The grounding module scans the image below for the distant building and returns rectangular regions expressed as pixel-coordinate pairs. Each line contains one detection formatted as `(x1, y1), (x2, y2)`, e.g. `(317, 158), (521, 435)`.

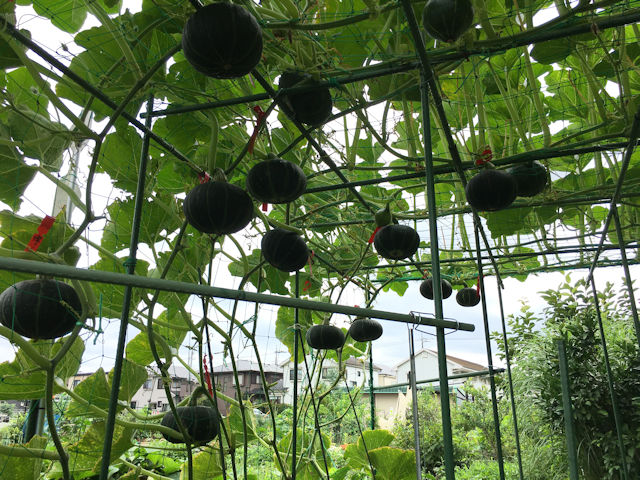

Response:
(66, 372), (92, 390)
(280, 356), (382, 405)
(395, 349), (489, 401)
(129, 364), (198, 413)
(212, 360), (284, 415)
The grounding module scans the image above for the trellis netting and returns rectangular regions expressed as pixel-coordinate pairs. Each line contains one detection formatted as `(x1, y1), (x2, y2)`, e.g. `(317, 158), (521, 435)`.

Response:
(0, 0), (639, 479)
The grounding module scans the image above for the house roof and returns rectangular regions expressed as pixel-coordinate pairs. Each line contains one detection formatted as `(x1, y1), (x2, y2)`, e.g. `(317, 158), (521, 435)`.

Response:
(213, 359), (282, 374)
(394, 349), (485, 372)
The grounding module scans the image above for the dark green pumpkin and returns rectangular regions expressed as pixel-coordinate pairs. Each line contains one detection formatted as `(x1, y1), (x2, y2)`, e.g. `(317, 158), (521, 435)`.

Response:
(306, 324), (345, 350)
(507, 161), (548, 197)
(0, 279), (81, 340)
(183, 181), (254, 235)
(246, 157), (307, 204)
(278, 71), (333, 127)
(465, 169), (517, 211)
(373, 224), (420, 260)
(419, 277), (453, 300)
(261, 228), (309, 272)
(348, 318), (383, 342)
(422, 0), (474, 43)
(456, 287), (481, 307)
(182, 3), (263, 78)
(161, 406), (220, 444)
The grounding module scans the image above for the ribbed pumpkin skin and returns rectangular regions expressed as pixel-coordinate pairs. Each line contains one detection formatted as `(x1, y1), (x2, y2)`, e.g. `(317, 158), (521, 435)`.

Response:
(0, 279), (81, 339)
(456, 287), (481, 307)
(373, 225), (420, 260)
(306, 324), (345, 350)
(422, 0), (474, 43)
(507, 161), (547, 197)
(183, 181), (254, 235)
(161, 406), (220, 444)
(419, 278), (453, 300)
(349, 318), (383, 342)
(279, 71), (333, 126)
(465, 169), (517, 211)
(182, 3), (263, 79)
(246, 158), (307, 204)
(261, 228), (309, 272)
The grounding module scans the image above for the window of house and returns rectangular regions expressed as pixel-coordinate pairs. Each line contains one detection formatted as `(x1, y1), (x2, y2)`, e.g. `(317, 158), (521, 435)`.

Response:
(143, 380), (152, 390)
(149, 402), (156, 409)
(233, 374), (243, 385)
(350, 381), (357, 387)
(72, 379), (81, 387)
(357, 371), (361, 377)
(130, 401), (137, 409)
(255, 374), (261, 384)
(162, 403), (168, 412)
(157, 379), (163, 389)
(289, 369), (295, 380)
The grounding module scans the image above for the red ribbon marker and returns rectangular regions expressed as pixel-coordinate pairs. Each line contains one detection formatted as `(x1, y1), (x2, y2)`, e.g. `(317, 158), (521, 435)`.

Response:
(25, 215), (55, 252)
(368, 226), (381, 244)
(203, 357), (214, 395)
(248, 105), (267, 154)
(476, 275), (481, 295)
(262, 202), (269, 212)
(475, 146), (492, 166)
(198, 171), (210, 184)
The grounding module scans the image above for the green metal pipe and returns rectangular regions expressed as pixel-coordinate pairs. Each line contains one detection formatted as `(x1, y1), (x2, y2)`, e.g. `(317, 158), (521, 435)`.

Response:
(473, 221), (506, 480)
(408, 328), (423, 480)
(372, 368), (504, 391)
(436, 326), (456, 479)
(587, 104), (640, 282)
(0, 257), (476, 331)
(589, 275), (630, 480)
(369, 346), (376, 430)
(99, 96), (154, 480)
(496, 284), (524, 480)
(557, 339), (579, 480)
(292, 272), (299, 480)
(611, 206), (640, 348)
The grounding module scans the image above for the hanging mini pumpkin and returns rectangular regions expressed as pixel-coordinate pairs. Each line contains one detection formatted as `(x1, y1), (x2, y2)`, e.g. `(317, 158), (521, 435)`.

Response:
(183, 181), (254, 235)
(456, 287), (481, 307)
(348, 317), (383, 342)
(419, 277), (453, 300)
(373, 224), (420, 261)
(0, 279), (82, 340)
(246, 156), (307, 204)
(182, 3), (263, 78)
(422, 0), (474, 43)
(261, 228), (309, 272)
(507, 161), (548, 197)
(465, 169), (517, 211)
(278, 71), (333, 127)
(161, 406), (220, 444)
(306, 324), (345, 350)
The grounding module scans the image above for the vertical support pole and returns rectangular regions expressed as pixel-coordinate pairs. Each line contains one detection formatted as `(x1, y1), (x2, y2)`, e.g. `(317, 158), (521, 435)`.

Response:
(408, 327), (423, 480)
(292, 271), (300, 480)
(99, 96), (154, 480)
(473, 221), (506, 480)
(589, 276), (630, 480)
(611, 205), (640, 347)
(436, 326), (455, 479)
(557, 339), (579, 480)
(495, 284), (524, 480)
(369, 346), (376, 430)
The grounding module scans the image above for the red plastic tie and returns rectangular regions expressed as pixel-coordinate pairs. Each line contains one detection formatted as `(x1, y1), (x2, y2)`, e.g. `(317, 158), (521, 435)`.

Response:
(476, 275), (481, 294)
(368, 226), (381, 244)
(203, 357), (214, 395)
(25, 215), (55, 252)
(248, 105), (266, 154)
(198, 171), (210, 184)
(262, 202), (268, 212)
(475, 146), (492, 166)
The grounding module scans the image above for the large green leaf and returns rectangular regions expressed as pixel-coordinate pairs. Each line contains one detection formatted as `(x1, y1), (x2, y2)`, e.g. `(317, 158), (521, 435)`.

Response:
(125, 309), (191, 366)
(344, 429), (395, 470)
(183, 448), (223, 480)
(368, 446), (416, 480)
(0, 435), (48, 479)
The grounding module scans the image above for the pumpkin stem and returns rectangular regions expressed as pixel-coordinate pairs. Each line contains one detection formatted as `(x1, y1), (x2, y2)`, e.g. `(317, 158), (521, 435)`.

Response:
(188, 385), (210, 406)
(374, 203), (392, 227)
(210, 168), (227, 182)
